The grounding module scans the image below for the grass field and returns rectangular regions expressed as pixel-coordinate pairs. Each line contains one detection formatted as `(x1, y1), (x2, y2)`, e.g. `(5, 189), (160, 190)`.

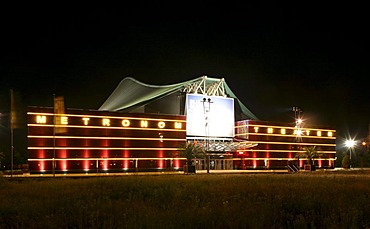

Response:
(1, 170), (370, 228)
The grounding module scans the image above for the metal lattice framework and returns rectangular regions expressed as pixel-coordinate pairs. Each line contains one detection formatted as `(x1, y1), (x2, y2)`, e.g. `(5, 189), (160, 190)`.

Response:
(182, 76), (226, 96)
(189, 139), (258, 152)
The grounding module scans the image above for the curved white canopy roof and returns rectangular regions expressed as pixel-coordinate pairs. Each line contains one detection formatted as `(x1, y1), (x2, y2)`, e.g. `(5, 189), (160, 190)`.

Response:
(99, 76), (258, 120)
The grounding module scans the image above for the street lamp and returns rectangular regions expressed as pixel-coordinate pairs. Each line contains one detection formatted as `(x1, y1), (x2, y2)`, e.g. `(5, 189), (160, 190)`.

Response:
(345, 138), (356, 169)
(202, 97), (212, 173)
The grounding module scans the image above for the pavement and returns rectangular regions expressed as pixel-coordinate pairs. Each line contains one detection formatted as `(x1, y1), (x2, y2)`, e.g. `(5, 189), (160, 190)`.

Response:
(2, 169), (291, 178)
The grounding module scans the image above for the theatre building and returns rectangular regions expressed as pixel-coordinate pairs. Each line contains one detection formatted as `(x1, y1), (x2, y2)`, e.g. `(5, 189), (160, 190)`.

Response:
(27, 76), (336, 174)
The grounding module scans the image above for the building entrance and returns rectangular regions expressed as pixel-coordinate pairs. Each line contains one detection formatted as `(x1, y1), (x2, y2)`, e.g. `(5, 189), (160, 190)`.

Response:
(194, 158), (233, 170)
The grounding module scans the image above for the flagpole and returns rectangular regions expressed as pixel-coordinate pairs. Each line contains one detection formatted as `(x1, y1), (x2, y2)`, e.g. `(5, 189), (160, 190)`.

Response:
(10, 89), (14, 178)
(53, 94), (56, 177)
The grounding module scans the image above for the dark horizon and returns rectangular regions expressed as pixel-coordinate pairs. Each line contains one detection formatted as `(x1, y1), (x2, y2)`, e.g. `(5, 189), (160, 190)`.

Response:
(1, 4), (369, 145)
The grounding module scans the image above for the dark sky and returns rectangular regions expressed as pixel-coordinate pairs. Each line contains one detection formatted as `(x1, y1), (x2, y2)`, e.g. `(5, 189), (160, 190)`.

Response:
(1, 4), (369, 141)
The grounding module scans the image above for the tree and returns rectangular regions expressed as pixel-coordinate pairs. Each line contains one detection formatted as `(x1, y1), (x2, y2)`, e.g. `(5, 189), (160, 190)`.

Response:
(295, 146), (325, 167)
(0, 152), (4, 171)
(177, 141), (205, 166)
(341, 153), (350, 169)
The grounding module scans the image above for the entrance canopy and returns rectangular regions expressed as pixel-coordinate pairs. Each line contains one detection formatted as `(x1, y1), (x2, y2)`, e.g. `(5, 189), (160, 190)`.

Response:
(189, 139), (258, 152)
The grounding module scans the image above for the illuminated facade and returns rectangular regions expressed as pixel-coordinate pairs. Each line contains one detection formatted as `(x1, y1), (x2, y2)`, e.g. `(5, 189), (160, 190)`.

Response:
(27, 76), (337, 173)
(234, 120), (336, 169)
(28, 107), (186, 174)
(28, 107), (336, 173)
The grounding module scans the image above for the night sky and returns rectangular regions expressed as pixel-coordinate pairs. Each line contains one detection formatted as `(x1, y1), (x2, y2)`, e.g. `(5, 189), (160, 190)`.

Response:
(1, 4), (369, 144)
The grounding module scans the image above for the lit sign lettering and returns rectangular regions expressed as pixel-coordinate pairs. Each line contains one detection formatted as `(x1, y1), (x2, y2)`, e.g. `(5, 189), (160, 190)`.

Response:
(61, 116), (68, 125)
(32, 114), (185, 130)
(141, 120), (148, 128)
(158, 121), (165, 129)
(36, 115), (47, 124)
(102, 118), (110, 126)
(122, 119), (130, 127)
(174, 122), (182, 129)
(82, 117), (90, 125)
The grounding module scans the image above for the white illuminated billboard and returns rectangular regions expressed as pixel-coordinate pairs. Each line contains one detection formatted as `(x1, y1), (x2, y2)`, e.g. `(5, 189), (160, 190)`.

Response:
(186, 94), (234, 138)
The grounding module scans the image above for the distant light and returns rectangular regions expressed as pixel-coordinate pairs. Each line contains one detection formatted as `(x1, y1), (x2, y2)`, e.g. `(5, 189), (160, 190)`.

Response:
(362, 141), (367, 146)
(345, 139), (356, 148)
(297, 118), (303, 124)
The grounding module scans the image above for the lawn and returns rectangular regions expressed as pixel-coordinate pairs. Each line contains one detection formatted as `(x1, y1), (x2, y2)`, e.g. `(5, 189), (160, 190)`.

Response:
(1, 170), (370, 228)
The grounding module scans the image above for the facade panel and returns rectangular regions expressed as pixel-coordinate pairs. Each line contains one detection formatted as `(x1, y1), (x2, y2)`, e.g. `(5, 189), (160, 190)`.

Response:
(28, 107), (186, 174)
(234, 120), (336, 170)
(28, 107), (336, 174)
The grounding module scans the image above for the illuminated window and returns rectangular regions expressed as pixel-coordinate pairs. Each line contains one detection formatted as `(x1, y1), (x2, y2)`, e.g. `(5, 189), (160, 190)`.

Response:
(317, 131), (322, 137)
(281, 128), (286, 135)
(267, 128), (273, 134)
(254, 127), (259, 133)
(306, 130), (310, 135)
(328, 131), (333, 137)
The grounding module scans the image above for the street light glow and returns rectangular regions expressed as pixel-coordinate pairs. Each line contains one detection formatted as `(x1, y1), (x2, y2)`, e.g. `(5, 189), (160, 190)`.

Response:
(345, 139), (356, 148)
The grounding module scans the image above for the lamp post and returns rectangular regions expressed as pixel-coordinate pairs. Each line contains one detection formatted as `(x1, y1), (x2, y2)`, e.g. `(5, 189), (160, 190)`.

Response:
(202, 97), (212, 173)
(345, 139), (356, 169)
(292, 107), (303, 168)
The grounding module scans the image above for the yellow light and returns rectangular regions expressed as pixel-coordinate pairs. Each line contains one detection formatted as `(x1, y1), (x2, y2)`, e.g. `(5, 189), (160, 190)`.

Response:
(306, 130), (310, 135)
(102, 118), (110, 126)
(36, 115), (47, 124)
(317, 131), (321, 137)
(281, 128), (286, 135)
(254, 127), (259, 133)
(174, 122), (182, 129)
(158, 121), (165, 129)
(141, 120), (148, 128)
(267, 128), (273, 134)
(61, 116), (68, 125)
(82, 117), (90, 125)
(122, 119), (130, 127)
(328, 131), (333, 137)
